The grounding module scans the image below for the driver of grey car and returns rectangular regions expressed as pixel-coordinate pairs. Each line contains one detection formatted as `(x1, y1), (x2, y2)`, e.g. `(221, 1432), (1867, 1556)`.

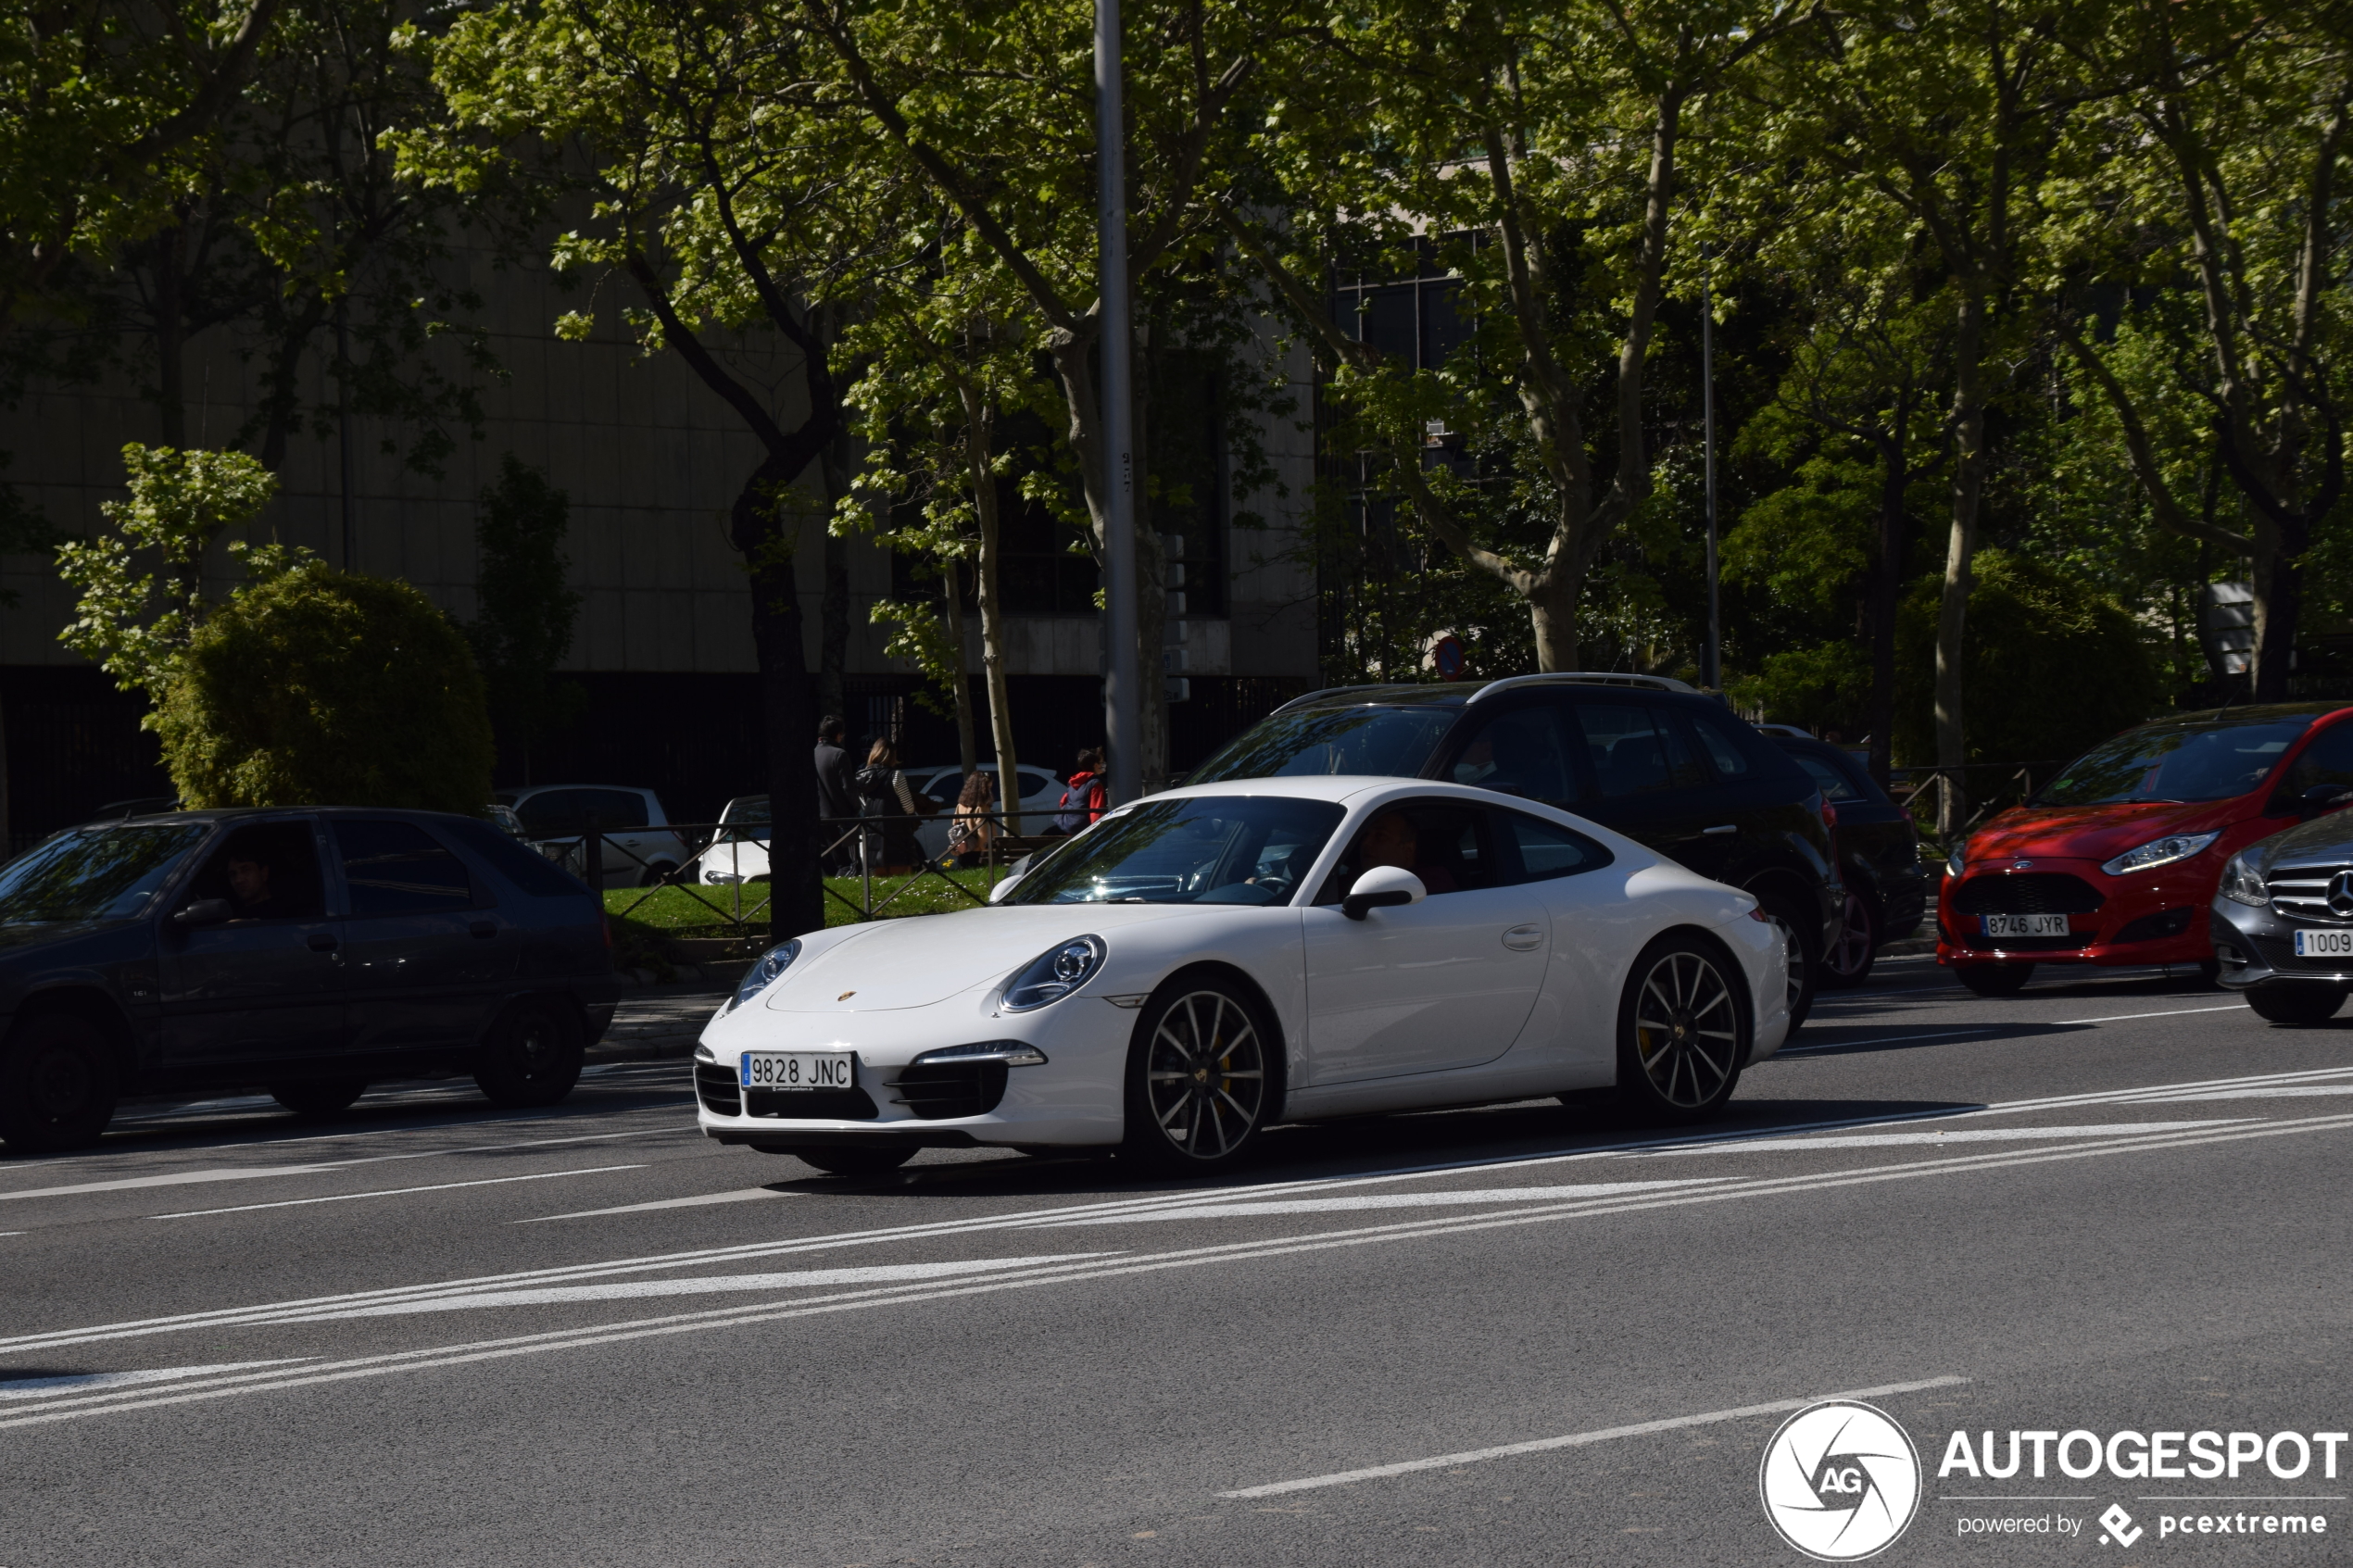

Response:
(226, 852), (280, 921)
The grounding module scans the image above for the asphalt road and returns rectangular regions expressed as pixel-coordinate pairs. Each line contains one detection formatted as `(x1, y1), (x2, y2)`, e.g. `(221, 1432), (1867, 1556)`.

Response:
(3, 959), (2349, 1567)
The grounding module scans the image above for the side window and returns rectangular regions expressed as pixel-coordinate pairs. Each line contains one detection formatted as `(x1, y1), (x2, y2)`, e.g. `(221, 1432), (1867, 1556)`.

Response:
(1791, 754), (1861, 802)
(514, 789), (584, 837)
(334, 820), (476, 916)
(186, 821), (327, 922)
(1449, 705), (1580, 805)
(1493, 809), (1614, 883)
(1689, 709), (1771, 782)
(1018, 771), (1054, 798)
(581, 789), (650, 830)
(440, 818), (588, 898)
(1315, 800), (1496, 902)
(1578, 704), (1709, 797)
(2285, 723), (2353, 796)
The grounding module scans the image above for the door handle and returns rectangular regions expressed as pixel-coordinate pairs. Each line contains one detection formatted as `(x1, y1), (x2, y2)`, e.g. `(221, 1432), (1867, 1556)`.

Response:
(1502, 923), (1546, 951)
(469, 920), (497, 939)
(1701, 823), (1737, 836)
(308, 933), (339, 953)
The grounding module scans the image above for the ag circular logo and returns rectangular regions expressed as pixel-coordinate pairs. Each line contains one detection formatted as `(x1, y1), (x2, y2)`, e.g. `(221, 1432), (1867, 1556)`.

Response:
(1758, 1399), (1922, 1561)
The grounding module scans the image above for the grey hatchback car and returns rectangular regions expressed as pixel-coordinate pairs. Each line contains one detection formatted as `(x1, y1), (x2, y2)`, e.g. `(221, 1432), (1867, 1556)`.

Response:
(0, 808), (619, 1152)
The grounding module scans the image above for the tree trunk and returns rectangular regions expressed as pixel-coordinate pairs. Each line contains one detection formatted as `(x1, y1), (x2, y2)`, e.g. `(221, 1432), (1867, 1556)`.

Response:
(819, 436), (852, 723)
(1865, 441), (1910, 792)
(962, 383), (1022, 832)
(1528, 568), (1579, 672)
(734, 459), (821, 941)
(1934, 289), (1988, 838)
(2250, 519), (2301, 702)
(942, 558), (976, 777)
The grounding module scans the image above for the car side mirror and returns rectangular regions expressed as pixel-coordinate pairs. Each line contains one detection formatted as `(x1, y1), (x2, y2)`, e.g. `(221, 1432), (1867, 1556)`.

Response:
(2284, 783), (2353, 819)
(172, 897), (233, 927)
(1341, 866), (1427, 922)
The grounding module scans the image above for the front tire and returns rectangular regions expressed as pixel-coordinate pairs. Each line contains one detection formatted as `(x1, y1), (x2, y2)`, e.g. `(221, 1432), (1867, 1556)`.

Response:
(1121, 976), (1274, 1173)
(1818, 890), (1878, 990)
(473, 999), (583, 1108)
(0, 1013), (118, 1153)
(1755, 891), (1821, 1030)
(1616, 935), (1748, 1124)
(2245, 985), (2347, 1025)
(269, 1080), (368, 1118)
(1956, 963), (2034, 997)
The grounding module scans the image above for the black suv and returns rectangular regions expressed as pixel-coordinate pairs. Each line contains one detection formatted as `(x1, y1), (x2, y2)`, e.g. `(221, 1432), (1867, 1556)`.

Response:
(0, 807), (619, 1152)
(1190, 675), (1842, 1026)
(1767, 734), (1929, 988)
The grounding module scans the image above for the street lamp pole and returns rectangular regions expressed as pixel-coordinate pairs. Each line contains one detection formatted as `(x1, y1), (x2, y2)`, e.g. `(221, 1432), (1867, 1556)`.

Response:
(1702, 260), (1721, 694)
(1096, 0), (1140, 803)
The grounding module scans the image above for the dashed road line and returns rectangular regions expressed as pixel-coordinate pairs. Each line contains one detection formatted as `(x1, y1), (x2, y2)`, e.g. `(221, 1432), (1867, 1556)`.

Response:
(149, 1165), (649, 1220)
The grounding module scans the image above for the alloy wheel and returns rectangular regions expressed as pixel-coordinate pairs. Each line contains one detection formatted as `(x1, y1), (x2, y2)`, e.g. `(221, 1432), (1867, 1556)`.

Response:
(1143, 989), (1267, 1160)
(1631, 950), (1742, 1110)
(1825, 892), (1873, 980)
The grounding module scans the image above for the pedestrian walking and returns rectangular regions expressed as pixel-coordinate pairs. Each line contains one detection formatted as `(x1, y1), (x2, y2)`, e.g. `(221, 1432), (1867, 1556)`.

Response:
(946, 771), (999, 868)
(814, 716), (857, 873)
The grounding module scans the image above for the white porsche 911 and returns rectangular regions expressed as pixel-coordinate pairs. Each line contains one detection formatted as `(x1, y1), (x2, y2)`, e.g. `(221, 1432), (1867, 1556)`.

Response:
(691, 777), (1791, 1175)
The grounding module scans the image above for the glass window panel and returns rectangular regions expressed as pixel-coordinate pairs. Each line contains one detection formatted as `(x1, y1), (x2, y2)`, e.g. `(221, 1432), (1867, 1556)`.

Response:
(334, 820), (475, 917)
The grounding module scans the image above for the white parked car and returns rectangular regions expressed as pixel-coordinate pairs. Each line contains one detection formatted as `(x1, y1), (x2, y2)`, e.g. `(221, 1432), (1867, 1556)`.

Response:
(689, 794), (774, 885)
(691, 776), (1792, 1175)
(495, 784), (694, 888)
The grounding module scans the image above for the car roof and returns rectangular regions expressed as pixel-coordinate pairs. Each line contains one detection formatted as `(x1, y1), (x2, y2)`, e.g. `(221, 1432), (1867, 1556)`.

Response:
(2125, 701), (2353, 731)
(498, 783), (656, 797)
(1137, 774), (1552, 810)
(1271, 672), (1710, 719)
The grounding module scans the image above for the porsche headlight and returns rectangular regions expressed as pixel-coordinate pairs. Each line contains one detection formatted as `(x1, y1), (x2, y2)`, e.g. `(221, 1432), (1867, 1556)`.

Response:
(1003, 935), (1104, 1011)
(2099, 830), (2221, 877)
(2220, 852), (2270, 908)
(729, 939), (802, 1011)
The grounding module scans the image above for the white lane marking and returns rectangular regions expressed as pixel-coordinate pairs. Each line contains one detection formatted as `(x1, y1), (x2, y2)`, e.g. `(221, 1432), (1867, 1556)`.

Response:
(149, 1166), (648, 1219)
(7, 1115), (2350, 1426)
(518, 1187), (799, 1223)
(0, 1165), (343, 1201)
(1218, 1374), (1972, 1498)
(1642, 1121), (2244, 1155)
(1774, 1028), (1996, 1056)
(273, 1255), (1120, 1320)
(1054, 1182), (1727, 1223)
(16, 1063), (2352, 1356)
(39, 1100), (687, 1171)
(2137, 1085), (2353, 1102)
(2060, 1004), (2246, 1024)
(0, 1360), (311, 1399)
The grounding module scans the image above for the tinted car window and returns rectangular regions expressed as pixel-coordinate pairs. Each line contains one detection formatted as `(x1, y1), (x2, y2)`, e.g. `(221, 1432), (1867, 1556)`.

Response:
(2038, 717), (2314, 806)
(1450, 706), (1579, 805)
(0, 823), (207, 924)
(1493, 809), (1613, 883)
(581, 789), (650, 830)
(2284, 722), (2353, 797)
(1316, 800), (1495, 901)
(185, 821), (326, 920)
(1189, 705), (1458, 783)
(1791, 754), (1861, 802)
(514, 788), (585, 836)
(334, 820), (476, 916)
(442, 816), (588, 897)
(1690, 709), (1773, 781)
(1579, 704), (1708, 797)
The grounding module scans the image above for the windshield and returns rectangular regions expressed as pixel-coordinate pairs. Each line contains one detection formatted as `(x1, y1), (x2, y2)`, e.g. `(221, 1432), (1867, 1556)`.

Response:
(1188, 705), (1457, 784)
(0, 823), (208, 924)
(1004, 796), (1345, 907)
(2035, 717), (2314, 806)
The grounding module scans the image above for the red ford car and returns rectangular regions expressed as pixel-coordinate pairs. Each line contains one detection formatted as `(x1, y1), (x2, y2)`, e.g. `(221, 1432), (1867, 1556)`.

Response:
(1938, 701), (2353, 995)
